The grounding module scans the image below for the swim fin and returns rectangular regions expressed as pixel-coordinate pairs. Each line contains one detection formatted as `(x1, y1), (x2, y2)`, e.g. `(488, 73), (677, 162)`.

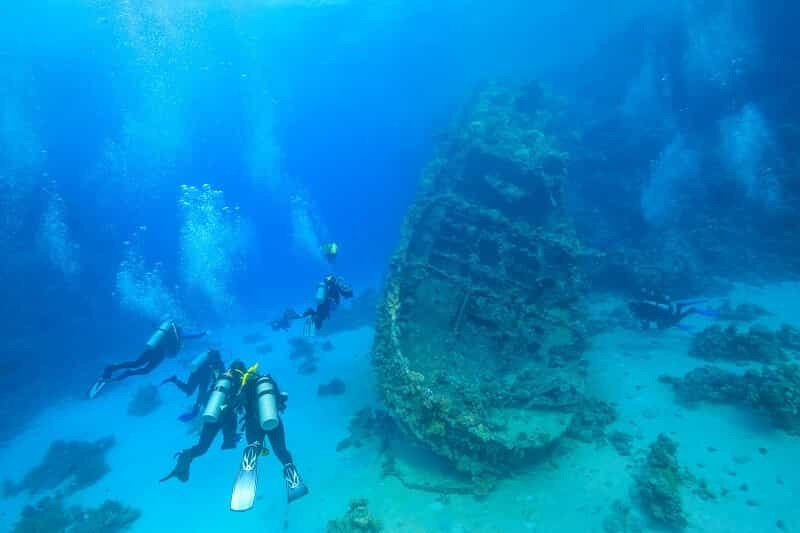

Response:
(230, 443), (260, 512)
(87, 378), (107, 399)
(284, 463), (308, 503)
(160, 451), (192, 483)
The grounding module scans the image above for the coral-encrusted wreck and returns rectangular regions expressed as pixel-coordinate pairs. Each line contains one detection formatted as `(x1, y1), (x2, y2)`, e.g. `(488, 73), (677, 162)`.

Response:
(373, 82), (588, 481)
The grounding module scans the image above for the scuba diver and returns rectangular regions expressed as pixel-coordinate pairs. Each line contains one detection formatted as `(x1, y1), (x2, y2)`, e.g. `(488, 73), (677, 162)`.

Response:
(321, 241), (339, 265)
(160, 359), (308, 510)
(628, 289), (715, 330)
(88, 319), (206, 399)
(161, 348), (225, 422)
(270, 308), (302, 332)
(301, 275), (353, 334)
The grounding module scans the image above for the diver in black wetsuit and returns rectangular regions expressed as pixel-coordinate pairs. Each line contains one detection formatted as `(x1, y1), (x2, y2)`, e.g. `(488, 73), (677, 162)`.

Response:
(161, 349), (225, 422)
(89, 320), (206, 398)
(628, 289), (702, 330)
(301, 275), (353, 333)
(160, 360), (308, 504)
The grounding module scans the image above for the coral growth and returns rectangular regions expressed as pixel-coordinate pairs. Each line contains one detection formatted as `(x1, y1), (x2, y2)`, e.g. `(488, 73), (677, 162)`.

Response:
(608, 431), (635, 457)
(566, 399), (617, 443)
(747, 364), (800, 435)
(690, 324), (790, 363)
(372, 81), (588, 479)
(3, 436), (115, 497)
(662, 364), (800, 435)
(336, 408), (395, 452)
(635, 434), (687, 530)
(289, 337), (314, 359)
(12, 495), (140, 533)
(127, 384), (162, 416)
(290, 337), (318, 375)
(659, 366), (746, 404)
(255, 343), (273, 354)
(298, 359), (318, 375)
(318, 378), (347, 397)
(326, 499), (382, 533)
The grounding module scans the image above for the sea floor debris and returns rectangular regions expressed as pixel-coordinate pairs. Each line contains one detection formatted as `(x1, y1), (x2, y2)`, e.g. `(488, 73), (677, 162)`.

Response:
(326, 499), (382, 533)
(11, 495), (140, 533)
(3, 436), (115, 497)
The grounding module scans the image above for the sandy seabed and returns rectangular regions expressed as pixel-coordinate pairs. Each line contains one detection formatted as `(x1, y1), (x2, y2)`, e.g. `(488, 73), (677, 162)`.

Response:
(1, 282), (799, 532)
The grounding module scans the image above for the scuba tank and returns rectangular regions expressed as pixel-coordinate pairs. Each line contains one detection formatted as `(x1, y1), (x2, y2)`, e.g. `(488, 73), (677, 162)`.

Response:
(145, 320), (173, 349)
(315, 282), (327, 304)
(255, 376), (279, 431)
(190, 350), (211, 372)
(202, 371), (235, 423)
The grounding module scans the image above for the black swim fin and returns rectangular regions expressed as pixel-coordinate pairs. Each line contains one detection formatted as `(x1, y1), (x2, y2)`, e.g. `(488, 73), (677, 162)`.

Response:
(160, 452), (192, 483)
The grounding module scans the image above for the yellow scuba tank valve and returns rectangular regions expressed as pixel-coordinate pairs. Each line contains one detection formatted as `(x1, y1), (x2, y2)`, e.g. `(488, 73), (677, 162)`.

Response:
(233, 363), (259, 389)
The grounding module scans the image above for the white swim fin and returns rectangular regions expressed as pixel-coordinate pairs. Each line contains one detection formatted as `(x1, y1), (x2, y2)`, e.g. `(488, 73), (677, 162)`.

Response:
(230, 443), (260, 512)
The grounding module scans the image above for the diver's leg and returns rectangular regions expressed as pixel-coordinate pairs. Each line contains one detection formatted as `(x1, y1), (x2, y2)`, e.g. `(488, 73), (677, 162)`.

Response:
(160, 422), (221, 482)
(110, 352), (165, 382)
(266, 419), (307, 502)
(221, 410), (240, 449)
(244, 407), (266, 447)
(264, 418), (294, 465)
(103, 350), (153, 378)
(186, 421), (221, 459)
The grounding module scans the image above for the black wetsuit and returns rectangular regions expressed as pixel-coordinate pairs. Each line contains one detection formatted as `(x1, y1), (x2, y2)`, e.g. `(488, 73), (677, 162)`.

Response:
(629, 299), (697, 330)
(103, 322), (205, 383)
(163, 351), (224, 415)
(302, 276), (353, 330)
(161, 372), (294, 482)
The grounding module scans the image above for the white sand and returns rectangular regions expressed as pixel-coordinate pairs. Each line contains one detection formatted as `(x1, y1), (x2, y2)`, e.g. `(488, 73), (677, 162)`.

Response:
(1, 283), (798, 532)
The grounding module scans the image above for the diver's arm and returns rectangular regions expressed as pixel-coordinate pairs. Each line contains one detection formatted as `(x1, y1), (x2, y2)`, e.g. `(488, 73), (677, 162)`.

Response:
(336, 278), (354, 298)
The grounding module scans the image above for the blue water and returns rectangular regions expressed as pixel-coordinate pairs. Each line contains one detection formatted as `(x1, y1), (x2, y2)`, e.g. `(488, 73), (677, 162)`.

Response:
(1, 1), (799, 531)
